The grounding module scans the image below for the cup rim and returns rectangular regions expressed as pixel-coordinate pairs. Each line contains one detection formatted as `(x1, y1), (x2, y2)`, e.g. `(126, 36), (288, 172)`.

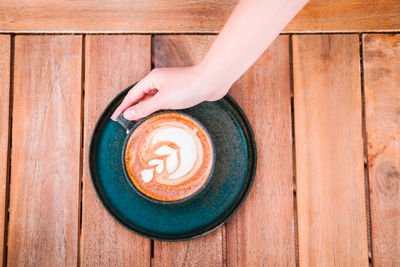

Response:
(120, 110), (216, 205)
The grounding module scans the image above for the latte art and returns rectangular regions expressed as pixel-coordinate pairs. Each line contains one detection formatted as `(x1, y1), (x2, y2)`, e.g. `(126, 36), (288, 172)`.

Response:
(139, 126), (203, 185)
(125, 112), (214, 202)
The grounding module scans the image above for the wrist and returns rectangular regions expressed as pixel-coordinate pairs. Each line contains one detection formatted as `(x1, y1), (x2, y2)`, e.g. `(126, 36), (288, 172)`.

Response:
(195, 58), (234, 94)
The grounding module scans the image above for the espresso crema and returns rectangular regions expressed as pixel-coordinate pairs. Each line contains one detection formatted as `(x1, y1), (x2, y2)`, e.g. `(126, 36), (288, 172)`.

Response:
(125, 112), (214, 202)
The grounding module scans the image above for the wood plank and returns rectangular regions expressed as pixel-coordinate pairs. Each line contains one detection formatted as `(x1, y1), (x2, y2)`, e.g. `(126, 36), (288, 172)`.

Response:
(226, 36), (295, 265)
(81, 35), (151, 266)
(8, 35), (82, 266)
(227, 35), (296, 266)
(0, 0), (399, 33)
(293, 34), (369, 266)
(287, 0), (400, 33)
(0, 35), (10, 266)
(363, 34), (400, 266)
(152, 35), (223, 267)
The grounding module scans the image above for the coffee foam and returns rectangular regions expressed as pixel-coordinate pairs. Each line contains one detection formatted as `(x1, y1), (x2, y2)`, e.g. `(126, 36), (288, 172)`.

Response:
(125, 112), (214, 202)
(136, 123), (203, 185)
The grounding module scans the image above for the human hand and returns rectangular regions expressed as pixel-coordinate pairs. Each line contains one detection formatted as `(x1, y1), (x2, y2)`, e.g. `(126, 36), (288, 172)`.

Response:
(111, 64), (231, 121)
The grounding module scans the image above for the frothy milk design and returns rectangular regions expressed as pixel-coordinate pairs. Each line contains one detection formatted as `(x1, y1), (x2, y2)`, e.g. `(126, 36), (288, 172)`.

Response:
(139, 126), (203, 184)
(125, 112), (214, 202)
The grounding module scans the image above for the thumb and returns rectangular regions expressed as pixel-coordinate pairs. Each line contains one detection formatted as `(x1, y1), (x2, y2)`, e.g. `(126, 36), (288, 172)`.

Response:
(123, 95), (164, 121)
(110, 75), (155, 121)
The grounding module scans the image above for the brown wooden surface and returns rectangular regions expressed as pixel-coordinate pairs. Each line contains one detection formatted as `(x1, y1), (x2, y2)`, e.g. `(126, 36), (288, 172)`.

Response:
(80, 35), (151, 267)
(293, 34), (369, 266)
(153, 35), (224, 267)
(1, 30), (399, 265)
(226, 35), (295, 266)
(363, 34), (400, 267)
(0, 35), (10, 266)
(8, 35), (82, 266)
(0, 0), (399, 33)
(287, 0), (400, 33)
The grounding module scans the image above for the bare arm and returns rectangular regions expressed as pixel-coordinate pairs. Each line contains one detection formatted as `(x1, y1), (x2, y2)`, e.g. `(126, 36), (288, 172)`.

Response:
(111, 0), (309, 121)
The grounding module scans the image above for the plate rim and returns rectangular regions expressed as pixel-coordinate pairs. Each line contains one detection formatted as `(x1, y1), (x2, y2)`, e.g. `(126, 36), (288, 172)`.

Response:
(88, 84), (257, 241)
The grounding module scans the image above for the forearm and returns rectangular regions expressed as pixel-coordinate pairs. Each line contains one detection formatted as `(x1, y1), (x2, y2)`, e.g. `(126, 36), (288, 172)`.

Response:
(198, 0), (309, 88)
(111, 0), (309, 121)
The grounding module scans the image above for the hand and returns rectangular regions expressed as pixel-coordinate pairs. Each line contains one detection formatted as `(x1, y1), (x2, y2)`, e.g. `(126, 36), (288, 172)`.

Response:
(111, 64), (231, 121)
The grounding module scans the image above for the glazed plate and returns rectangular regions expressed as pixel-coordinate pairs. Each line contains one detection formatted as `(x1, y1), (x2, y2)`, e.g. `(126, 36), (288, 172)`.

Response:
(89, 84), (257, 241)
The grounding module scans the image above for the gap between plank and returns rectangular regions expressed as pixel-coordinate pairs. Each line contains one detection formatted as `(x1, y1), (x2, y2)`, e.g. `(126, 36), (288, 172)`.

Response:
(359, 33), (373, 266)
(150, 240), (154, 259)
(150, 240), (153, 267)
(1, 31), (400, 35)
(151, 34), (155, 70)
(288, 31), (400, 35)
(77, 34), (86, 267)
(289, 35), (299, 267)
(3, 34), (15, 267)
(0, 32), (219, 36)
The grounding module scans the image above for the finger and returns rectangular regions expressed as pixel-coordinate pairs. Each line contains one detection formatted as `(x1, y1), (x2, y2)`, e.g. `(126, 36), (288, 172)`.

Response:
(110, 77), (154, 120)
(120, 92), (154, 124)
(123, 94), (165, 121)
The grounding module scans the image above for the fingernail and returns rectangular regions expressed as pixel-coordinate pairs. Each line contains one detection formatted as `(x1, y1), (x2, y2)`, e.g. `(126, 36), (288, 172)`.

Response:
(123, 109), (135, 120)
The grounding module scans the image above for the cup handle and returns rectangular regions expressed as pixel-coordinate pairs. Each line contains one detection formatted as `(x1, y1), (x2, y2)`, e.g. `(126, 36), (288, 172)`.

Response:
(117, 113), (135, 132)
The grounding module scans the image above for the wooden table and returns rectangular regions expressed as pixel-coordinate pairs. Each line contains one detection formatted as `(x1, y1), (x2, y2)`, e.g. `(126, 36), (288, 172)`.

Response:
(0, 1), (400, 266)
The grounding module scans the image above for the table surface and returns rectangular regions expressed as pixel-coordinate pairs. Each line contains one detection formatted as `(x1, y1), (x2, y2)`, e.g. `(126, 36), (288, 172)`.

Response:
(0, 24), (399, 267)
(1, 0), (400, 33)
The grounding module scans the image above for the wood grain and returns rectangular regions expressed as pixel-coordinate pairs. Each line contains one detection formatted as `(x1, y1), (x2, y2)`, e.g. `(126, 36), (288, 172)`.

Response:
(293, 34), (369, 266)
(0, 35), (10, 266)
(81, 35), (151, 267)
(0, 0), (399, 33)
(363, 34), (400, 266)
(8, 35), (82, 266)
(287, 0), (400, 33)
(152, 35), (224, 267)
(226, 36), (295, 266)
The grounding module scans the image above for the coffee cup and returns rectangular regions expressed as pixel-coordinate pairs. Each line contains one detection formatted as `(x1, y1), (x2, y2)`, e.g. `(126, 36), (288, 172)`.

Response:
(117, 110), (215, 205)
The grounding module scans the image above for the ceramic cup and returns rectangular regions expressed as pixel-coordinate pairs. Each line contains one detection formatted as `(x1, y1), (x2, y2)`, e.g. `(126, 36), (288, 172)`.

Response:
(116, 110), (215, 205)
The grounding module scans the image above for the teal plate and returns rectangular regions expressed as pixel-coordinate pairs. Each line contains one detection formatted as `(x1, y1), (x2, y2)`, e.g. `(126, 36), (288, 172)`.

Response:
(89, 84), (257, 241)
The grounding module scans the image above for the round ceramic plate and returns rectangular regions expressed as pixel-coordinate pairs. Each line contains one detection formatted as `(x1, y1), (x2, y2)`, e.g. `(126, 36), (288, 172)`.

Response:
(89, 84), (257, 241)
